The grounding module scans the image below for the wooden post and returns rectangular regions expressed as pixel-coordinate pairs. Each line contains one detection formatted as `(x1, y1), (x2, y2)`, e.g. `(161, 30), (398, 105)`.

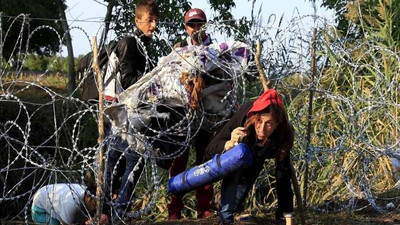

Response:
(303, 27), (317, 210)
(255, 42), (269, 91)
(255, 41), (305, 224)
(92, 37), (104, 225)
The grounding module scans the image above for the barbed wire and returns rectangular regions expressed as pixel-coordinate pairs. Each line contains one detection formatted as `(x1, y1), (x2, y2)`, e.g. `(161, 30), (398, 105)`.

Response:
(0, 14), (107, 23)
(1, 8), (400, 224)
(0, 13), (332, 29)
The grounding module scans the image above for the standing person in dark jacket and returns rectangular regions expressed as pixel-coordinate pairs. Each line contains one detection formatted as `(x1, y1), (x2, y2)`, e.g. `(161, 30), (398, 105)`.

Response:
(205, 89), (294, 225)
(103, 0), (159, 218)
(167, 8), (214, 220)
(103, 0), (158, 101)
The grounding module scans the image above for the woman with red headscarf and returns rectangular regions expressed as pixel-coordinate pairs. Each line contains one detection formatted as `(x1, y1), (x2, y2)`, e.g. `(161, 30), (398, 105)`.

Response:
(205, 89), (294, 224)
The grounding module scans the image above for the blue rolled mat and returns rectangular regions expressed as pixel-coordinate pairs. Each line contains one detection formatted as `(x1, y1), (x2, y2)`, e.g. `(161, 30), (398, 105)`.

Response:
(168, 143), (253, 194)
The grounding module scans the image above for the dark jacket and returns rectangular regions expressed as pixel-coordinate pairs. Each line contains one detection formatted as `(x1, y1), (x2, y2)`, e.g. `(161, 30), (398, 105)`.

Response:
(204, 102), (294, 214)
(116, 28), (152, 90)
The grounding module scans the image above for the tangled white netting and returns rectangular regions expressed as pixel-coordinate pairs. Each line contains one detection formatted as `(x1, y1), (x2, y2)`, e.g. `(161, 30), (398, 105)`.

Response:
(1, 8), (400, 223)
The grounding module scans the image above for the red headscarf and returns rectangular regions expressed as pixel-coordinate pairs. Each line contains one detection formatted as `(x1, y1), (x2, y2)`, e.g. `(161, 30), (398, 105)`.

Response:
(246, 89), (283, 117)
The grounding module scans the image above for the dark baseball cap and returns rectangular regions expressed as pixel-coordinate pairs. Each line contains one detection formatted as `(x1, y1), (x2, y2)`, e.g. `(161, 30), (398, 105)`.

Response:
(184, 8), (207, 24)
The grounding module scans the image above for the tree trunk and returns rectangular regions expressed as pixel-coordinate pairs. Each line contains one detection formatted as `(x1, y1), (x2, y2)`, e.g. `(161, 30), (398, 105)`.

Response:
(57, 0), (76, 94)
(99, 0), (116, 48)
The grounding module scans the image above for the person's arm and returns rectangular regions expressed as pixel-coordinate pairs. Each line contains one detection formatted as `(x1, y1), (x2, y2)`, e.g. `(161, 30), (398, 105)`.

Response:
(117, 37), (143, 90)
(223, 127), (247, 151)
(204, 119), (233, 158)
(204, 102), (253, 159)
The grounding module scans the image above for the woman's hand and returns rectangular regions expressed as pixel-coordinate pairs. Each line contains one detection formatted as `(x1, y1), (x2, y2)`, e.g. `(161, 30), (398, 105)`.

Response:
(224, 127), (247, 151)
(231, 127), (247, 144)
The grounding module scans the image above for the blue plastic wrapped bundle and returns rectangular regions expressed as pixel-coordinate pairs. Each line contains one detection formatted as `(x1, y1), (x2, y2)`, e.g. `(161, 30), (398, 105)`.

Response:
(168, 143), (253, 194)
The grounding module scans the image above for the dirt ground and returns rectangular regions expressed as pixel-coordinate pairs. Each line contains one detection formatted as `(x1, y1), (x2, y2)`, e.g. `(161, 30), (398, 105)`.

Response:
(5, 213), (400, 225)
(126, 211), (400, 225)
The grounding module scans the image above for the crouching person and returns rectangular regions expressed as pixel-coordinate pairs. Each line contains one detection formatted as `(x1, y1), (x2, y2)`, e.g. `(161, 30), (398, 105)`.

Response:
(204, 89), (294, 224)
(31, 183), (109, 225)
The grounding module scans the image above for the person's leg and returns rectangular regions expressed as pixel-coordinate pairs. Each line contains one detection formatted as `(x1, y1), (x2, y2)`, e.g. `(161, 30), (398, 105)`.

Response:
(219, 175), (240, 224)
(48, 216), (61, 225)
(31, 204), (47, 224)
(194, 130), (214, 218)
(105, 148), (122, 195)
(32, 204), (61, 225)
(275, 163), (294, 219)
(167, 149), (189, 219)
(115, 140), (144, 214)
(103, 133), (124, 217)
(232, 183), (252, 222)
(219, 172), (253, 224)
(47, 209), (61, 225)
(105, 123), (120, 198)
(196, 184), (214, 218)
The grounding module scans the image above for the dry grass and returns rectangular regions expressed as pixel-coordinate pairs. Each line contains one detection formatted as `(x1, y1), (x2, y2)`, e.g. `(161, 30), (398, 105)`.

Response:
(2, 70), (68, 89)
(1, 71), (69, 103)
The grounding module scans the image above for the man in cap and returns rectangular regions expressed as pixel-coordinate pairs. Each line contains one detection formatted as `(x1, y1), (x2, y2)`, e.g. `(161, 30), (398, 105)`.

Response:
(174, 8), (211, 48)
(167, 8), (214, 220)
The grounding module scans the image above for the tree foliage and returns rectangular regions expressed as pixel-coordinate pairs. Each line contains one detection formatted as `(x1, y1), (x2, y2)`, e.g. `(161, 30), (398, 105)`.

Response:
(0, 0), (64, 59)
(320, 0), (400, 46)
(319, 0), (349, 33)
(209, 0), (256, 42)
(109, 0), (255, 59)
(1, 0), (257, 61)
